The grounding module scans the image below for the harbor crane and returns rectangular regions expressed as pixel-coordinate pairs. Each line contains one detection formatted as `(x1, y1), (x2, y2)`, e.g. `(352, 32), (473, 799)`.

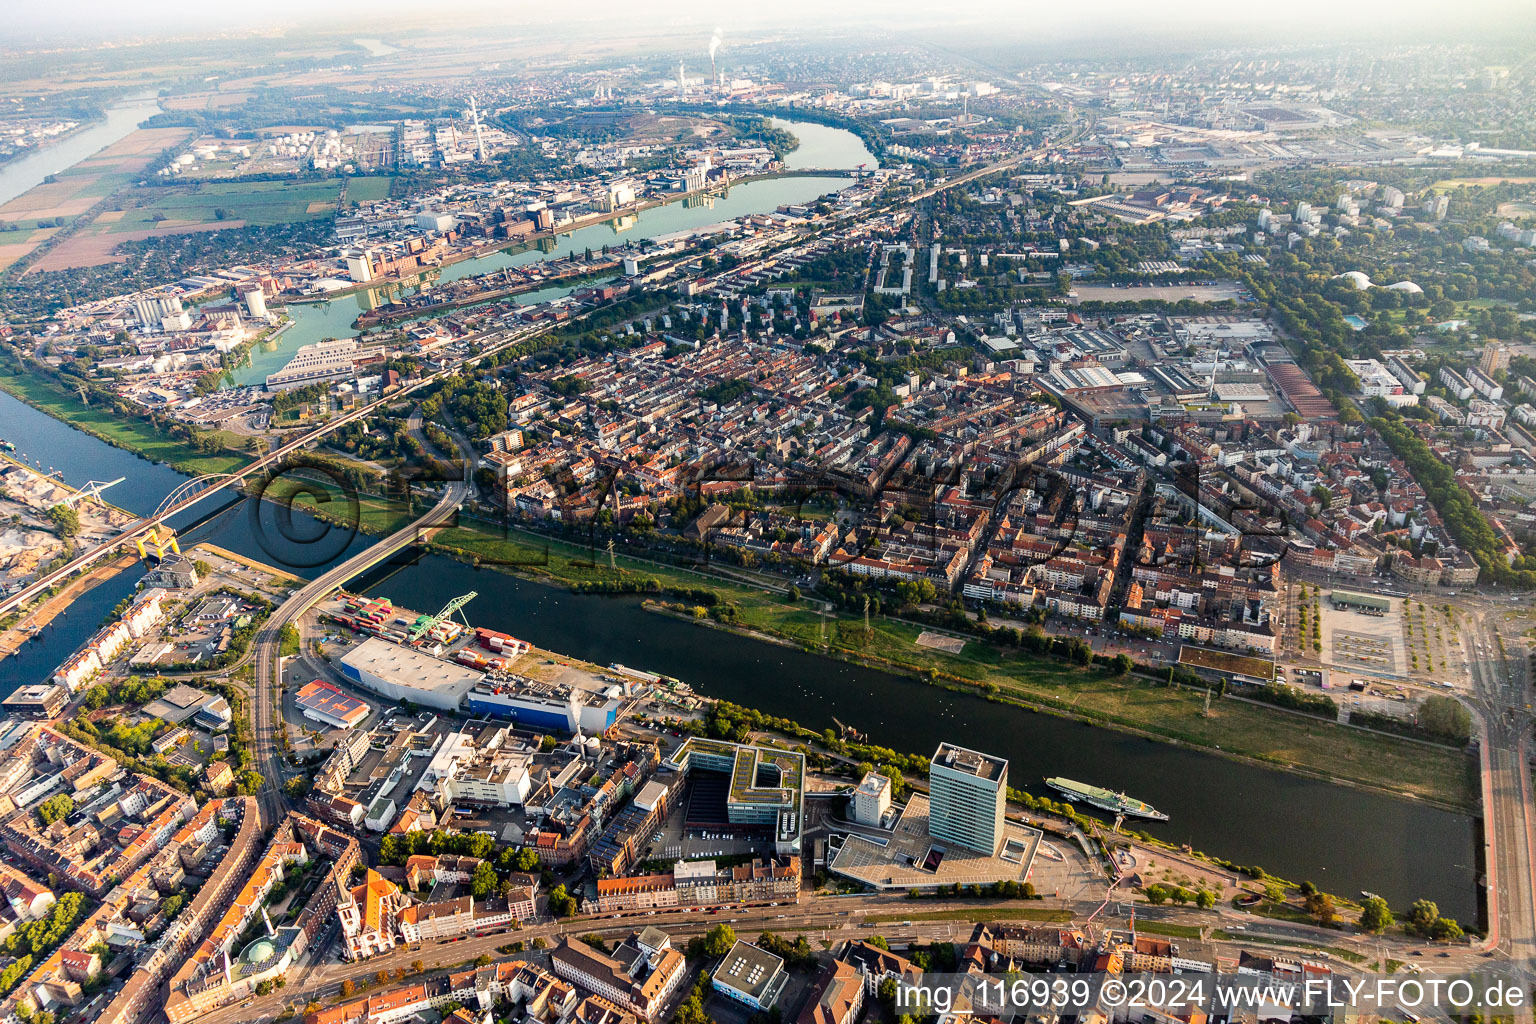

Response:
(407, 590), (478, 641)
(60, 477), (125, 508)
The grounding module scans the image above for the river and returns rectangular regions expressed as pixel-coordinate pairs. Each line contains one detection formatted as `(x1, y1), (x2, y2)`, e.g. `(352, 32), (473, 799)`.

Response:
(0, 94), (163, 208)
(0, 383), (1480, 922)
(0, 115), (1480, 923)
(226, 117), (869, 388)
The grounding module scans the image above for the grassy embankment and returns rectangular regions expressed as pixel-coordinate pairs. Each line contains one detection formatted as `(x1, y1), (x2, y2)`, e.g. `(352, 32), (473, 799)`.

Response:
(0, 373), (1476, 811)
(329, 496), (1476, 812)
(0, 368), (248, 477)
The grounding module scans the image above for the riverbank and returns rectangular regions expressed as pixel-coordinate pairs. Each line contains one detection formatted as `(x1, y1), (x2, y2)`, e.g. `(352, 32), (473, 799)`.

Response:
(353, 256), (621, 328)
(0, 370), (1479, 812)
(0, 366), (247, 478)
(379, 507), (1475, 811)
(0, 551), (137, 661)
(641, 599), (1475, 812)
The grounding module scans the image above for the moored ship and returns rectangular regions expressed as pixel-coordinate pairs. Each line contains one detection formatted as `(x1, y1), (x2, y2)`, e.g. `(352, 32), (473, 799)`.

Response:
(1045, 777), (1168, 821)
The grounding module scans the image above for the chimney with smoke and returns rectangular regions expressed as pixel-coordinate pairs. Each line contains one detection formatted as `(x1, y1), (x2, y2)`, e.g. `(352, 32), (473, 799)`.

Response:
(708, 30), (722, 96)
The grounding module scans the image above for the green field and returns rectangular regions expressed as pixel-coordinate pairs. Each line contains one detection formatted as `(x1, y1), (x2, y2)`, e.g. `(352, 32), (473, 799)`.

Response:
(0, 369), (248, 477)
(114, 180), (347, 229)
(1126, 920), (1204, 938)
(92, 175), (395, 231)
(346, 175), (395, 202)
(307, 499), (1475, 811)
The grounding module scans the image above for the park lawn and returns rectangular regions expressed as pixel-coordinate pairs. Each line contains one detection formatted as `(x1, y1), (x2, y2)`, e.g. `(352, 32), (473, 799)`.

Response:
(0, 369), (248, 477)
(311, 504), (1476, 810)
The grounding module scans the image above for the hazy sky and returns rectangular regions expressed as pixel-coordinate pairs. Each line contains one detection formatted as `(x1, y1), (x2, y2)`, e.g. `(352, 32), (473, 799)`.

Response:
(4, 0), (1534, 48)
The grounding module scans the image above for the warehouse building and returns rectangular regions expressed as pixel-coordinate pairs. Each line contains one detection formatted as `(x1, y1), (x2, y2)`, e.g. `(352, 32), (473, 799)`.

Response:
(338, 637), (482, 712)
(465, 677), (620, 734)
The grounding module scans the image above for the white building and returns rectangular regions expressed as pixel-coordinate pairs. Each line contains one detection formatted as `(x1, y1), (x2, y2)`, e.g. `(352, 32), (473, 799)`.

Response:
(851, 772), (892, 827)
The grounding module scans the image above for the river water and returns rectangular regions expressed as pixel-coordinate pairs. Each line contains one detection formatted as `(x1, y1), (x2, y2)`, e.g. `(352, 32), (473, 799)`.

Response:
(0, 117), (1480, 922)
(0, 386), (1480, 921)
(0, 94), (163, 208)
(227, 118), (869, 388)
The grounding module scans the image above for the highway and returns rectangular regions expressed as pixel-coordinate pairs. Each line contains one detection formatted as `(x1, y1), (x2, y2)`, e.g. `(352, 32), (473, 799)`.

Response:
(249, 471), (469, 824)
(0, 322), (545, 619)
(1465, 611), (1536, 978)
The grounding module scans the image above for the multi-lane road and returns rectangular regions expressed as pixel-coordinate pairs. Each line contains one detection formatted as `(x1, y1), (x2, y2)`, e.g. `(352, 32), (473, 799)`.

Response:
(1464, 610), (1536, 977)
(249, 472), (469, 824)
(0, 321), (549, 620)
(193, 875), (1507, 1024)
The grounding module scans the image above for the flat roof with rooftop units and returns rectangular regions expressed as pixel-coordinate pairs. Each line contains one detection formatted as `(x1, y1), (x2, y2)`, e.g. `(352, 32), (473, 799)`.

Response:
(665, 737), (804, 854)
(932, 742), (1006, 781)
(713, 939), (788, 1010)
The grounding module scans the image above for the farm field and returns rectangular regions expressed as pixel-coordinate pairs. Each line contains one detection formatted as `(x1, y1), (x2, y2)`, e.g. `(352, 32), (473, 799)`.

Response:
(0, 126), (195, 270)
(19, 174), (391, 271)
(107, 179), (350, 229)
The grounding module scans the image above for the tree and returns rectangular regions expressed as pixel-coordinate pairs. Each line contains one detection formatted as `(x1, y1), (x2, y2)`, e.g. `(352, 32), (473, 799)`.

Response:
(1359, 896), (1393, 934)
(1195, 889), (1217, 910)
(1111, 653), (1134, 677)
(702, 923), (737, 957)
(45, 504), (79, 538)
(1429, 917), (1464, 941)
(36, 793), (74, 826)
(1305, 891), (1338, 926)
(547, 884), (576, 918)
(339, 980), (355, 999)
(1416, 695), (1472, 745)
(411, 960), (424, 975)
(471, 860), (498, 898)
(1408, 899), (1440, 934)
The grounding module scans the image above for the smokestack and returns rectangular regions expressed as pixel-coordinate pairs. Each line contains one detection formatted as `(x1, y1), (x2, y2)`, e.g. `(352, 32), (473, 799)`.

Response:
(708, 30), (722, 96)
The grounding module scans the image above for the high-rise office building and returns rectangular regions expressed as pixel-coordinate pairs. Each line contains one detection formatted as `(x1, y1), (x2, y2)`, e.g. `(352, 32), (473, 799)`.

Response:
(928, 742), (1007, 855)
